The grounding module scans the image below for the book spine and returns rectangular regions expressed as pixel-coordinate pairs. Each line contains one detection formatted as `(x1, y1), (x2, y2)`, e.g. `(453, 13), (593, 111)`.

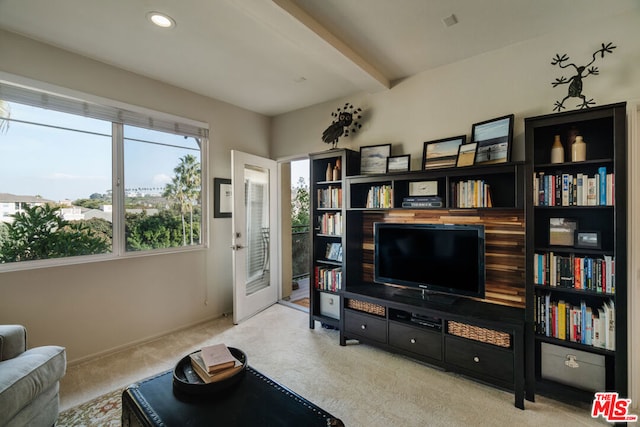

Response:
(598, 166), (607, 205)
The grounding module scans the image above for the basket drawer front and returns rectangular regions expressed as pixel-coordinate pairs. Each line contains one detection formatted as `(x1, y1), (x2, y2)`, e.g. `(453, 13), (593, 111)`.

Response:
(389, 322), (442, 361)
(344, 310), (387, 344)
(445, 336), (513, 383)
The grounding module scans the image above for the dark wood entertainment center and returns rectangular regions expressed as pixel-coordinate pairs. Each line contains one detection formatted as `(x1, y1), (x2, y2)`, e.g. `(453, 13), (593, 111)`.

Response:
(308, 103), (627, 411)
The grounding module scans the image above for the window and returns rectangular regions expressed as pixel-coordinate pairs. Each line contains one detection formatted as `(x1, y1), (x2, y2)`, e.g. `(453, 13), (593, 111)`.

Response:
(0, 79), (208, 269)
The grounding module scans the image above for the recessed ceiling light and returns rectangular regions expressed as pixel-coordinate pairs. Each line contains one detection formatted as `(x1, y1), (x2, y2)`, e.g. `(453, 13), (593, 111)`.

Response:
(147, 11), (176, 29)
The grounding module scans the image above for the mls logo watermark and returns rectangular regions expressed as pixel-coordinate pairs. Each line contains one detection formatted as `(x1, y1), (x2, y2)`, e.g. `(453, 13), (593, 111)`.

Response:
(591, 392), (638, 423)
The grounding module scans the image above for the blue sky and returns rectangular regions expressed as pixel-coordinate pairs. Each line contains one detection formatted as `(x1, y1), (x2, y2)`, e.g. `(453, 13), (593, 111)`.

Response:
(0, 102), (198, 201)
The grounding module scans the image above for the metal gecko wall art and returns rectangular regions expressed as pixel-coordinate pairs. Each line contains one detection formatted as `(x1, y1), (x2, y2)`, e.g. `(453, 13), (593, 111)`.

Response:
(551, 42), (616, 112)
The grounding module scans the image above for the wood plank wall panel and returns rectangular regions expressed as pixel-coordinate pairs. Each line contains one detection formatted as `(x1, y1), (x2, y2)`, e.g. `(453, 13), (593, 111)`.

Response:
(360, 209), (525, 308)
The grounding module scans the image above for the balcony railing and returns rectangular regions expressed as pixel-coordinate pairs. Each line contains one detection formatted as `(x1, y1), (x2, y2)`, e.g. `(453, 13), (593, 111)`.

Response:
(292, 225), (309, 279)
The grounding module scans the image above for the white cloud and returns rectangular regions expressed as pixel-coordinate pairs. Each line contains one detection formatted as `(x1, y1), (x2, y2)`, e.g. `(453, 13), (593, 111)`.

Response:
(152, 173), (172, 186)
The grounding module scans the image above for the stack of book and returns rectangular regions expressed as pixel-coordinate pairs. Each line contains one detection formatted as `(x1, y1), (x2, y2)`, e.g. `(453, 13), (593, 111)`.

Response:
(189, 343), (243, 383)
(401, 196), (442, 208)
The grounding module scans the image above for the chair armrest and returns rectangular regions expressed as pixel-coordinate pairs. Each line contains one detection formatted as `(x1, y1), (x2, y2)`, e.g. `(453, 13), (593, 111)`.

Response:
(0, 325), (27, 361)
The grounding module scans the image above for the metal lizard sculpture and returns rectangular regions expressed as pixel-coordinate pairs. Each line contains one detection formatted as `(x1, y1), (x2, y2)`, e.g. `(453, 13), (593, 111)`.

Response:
(551, 42), (616, 112)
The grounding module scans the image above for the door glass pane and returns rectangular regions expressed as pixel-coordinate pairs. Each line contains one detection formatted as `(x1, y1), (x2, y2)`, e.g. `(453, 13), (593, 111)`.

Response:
(244, 164), (270, 296)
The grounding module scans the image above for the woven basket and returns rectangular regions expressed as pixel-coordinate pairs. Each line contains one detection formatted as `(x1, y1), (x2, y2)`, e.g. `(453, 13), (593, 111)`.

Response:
(447, 321), (511, 348)
(347, 299), (386, 317)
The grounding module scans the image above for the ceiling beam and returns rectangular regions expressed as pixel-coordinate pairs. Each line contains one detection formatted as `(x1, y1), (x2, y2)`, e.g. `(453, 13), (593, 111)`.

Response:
(272, 0), (390, 91)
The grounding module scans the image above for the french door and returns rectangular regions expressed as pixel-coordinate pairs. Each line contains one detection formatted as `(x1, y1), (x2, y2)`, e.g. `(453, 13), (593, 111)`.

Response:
(231, 150), (279, 323)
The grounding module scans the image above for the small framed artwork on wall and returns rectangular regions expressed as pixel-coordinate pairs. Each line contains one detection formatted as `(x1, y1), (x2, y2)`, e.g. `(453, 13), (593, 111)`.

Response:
(214, 178), (232, 218)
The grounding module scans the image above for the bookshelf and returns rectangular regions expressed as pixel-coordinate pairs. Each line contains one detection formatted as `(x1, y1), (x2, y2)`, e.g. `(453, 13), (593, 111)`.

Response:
(309, 149), (359, 329)
(524, 103), (627, 403)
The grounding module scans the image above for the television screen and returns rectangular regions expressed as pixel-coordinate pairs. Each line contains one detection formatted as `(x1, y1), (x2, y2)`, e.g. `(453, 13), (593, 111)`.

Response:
(374, 222), (485, 300)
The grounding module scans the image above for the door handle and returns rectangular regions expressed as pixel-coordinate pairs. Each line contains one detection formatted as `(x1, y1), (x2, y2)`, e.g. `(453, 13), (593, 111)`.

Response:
(230, 244), (245, 250)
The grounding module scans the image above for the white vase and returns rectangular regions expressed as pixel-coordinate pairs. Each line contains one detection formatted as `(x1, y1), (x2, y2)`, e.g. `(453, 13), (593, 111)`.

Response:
(571, 136), (586, 162)
(550, 135), (564, 164)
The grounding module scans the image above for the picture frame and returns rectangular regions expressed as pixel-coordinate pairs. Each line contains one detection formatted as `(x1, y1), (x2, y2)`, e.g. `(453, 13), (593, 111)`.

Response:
(472, 114), (514, 165)
(386, 155), (411, 173)
(214, 178), (232, 218)
(549, 217), (577, 246)
(575, 230), (601, 249)
(409, 180), (438, 196)
(360, 144), (392, 175)
(456, 142), (477, 167)
(422, 135), (466, 170)
(325, 242), (342, 261)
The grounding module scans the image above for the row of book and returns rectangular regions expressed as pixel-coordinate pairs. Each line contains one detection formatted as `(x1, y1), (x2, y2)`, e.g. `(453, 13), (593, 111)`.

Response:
(533, 168), (614, 207)
(317, 212), (342, 235)
(533, 252), (615, 294)
(366, 185), (392, 208)
(314, 266), (342, 292)
(534, 294), (615, 350)
(450, 180), (493, 208)
(317, 186), (342, 208)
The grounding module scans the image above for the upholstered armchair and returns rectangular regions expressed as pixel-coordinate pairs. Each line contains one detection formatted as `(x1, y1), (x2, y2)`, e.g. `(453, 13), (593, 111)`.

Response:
(0, 325), (66, 427)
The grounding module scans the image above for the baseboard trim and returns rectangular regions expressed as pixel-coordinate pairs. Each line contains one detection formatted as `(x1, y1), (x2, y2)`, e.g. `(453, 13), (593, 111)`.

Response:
(66, 314), (227, 366)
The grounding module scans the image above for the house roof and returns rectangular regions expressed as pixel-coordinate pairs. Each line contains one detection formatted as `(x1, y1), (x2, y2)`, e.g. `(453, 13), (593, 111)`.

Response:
(0, 193), (55, 204)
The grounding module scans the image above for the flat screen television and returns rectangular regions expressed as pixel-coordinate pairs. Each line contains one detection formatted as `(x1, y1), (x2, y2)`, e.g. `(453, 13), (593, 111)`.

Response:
(374, 222), (486, 302)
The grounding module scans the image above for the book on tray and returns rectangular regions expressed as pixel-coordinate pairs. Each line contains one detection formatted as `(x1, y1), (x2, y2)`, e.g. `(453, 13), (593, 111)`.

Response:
(189, 349), (243, 383)
(200, 343), (237, 373)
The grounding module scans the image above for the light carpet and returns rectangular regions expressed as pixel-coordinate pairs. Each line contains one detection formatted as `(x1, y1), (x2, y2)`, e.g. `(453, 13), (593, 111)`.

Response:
(58, 303), (606, 426)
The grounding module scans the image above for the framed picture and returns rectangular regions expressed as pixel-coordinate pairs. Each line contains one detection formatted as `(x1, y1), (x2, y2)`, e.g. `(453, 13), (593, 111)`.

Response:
(575, 231), (601, 249)
(409, 180), (438, 196)
(473, 114), (514, 165)
(360, 144), (391, 175)
(549, 217), (577, 246)
(386, 155), (411, 173)
(456, 142), (477, 167)
(214, 178), (232, 218)
(422, 135), (465, 170)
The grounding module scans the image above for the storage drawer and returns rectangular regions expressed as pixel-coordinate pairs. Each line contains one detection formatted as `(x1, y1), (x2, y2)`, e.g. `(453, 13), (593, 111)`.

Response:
(319, 292), (340, 320)
(445, 336), (513, 383)
(344, 310), (387, 344)
(541, 342), (605, 391)
(389, 322), (442, 361)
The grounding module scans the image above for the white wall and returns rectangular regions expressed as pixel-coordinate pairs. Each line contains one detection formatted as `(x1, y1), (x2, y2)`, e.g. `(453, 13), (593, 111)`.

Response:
(272, 9), (640, 403)
(272, 10), (640, 162)
(0, 30), (271, 363)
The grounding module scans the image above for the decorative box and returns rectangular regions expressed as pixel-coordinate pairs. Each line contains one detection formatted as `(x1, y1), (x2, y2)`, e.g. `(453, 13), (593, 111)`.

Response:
(541, 342), (605, 391)
(319, 292), (340, 320)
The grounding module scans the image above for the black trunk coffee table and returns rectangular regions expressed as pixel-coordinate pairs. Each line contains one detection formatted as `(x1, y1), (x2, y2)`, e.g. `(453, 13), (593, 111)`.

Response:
(121, 366), (344, 426)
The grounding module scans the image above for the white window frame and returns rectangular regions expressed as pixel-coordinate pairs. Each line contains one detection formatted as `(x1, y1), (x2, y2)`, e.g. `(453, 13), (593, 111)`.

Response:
(0, 72), (209, 273)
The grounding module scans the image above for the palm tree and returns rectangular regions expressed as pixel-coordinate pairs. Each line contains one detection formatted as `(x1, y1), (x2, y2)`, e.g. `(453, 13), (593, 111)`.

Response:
(163, 178), (188, 245)
(163, 154), (201, 245)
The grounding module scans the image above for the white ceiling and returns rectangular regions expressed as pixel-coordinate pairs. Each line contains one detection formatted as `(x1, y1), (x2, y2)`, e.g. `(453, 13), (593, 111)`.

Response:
(0, 0), (637, 116)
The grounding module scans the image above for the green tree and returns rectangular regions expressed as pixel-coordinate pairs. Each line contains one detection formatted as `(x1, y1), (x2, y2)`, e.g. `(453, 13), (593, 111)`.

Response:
(125, 210), (191, 251)
(163, 154), (201, 245)
(0, 205), (109, 263)
(291, 177), (309, 230)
